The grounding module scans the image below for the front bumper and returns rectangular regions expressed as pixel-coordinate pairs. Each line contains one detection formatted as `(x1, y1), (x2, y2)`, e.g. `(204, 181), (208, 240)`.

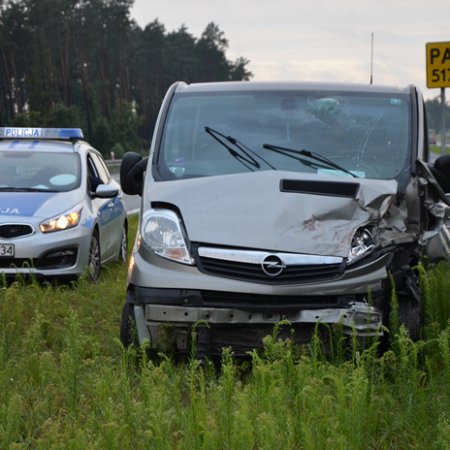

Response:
(129, 285), (385, 355)
(132, 301), (382, 355)
(0, 224), (92, 279)
(128, 251), (393, 353)
(129, 250), (393, 297)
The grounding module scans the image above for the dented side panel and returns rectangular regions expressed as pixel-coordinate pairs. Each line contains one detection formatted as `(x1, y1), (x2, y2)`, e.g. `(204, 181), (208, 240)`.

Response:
(416, 160), (450, 260)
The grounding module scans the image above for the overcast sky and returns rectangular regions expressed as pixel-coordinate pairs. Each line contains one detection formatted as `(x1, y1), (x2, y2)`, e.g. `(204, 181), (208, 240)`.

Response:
(131, 0), (450, 100)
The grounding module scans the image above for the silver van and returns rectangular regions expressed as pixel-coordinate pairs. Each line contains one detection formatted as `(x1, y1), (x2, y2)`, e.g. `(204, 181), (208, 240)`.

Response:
(120, 81), (450, 355)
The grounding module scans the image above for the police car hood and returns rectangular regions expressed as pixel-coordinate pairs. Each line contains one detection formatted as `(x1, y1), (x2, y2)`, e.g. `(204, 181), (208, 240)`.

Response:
(148, 171), (399, 257)
(0, 191), (80, 219)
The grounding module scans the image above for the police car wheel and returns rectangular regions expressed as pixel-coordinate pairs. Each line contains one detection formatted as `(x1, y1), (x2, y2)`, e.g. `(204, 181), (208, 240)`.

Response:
(88, 231), (101, 282)
(118, 224), (128, 264)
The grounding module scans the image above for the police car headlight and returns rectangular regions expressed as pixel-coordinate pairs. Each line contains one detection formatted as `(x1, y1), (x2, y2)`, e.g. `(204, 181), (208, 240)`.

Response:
(348, 227), (375, 262)
(141, 209), (194, 265)
(40, 207), (82, 233)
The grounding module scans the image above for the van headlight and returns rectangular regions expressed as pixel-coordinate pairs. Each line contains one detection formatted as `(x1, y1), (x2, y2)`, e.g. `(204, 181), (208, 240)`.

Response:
(141, 209), (194, 265)
(40, 207), (82, 233)
(348, 227), (374, 262)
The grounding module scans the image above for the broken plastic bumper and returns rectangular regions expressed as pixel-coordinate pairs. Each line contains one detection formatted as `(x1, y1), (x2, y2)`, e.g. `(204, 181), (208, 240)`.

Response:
(133, 301), (383, 353)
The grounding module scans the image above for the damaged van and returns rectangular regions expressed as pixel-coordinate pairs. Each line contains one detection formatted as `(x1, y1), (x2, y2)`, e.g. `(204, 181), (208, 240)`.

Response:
(120, 81), (450, 355)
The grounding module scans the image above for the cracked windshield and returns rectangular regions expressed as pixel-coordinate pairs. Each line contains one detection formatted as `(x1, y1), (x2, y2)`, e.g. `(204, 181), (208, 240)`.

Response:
(159, 90), (411, 181)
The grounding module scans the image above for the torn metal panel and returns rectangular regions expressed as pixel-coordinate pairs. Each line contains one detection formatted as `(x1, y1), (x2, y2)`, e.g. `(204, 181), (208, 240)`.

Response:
(415, 160), (450, 260)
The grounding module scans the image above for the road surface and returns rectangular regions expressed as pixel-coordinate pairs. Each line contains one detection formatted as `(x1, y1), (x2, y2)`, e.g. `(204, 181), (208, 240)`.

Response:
(109, 163), (141, 215)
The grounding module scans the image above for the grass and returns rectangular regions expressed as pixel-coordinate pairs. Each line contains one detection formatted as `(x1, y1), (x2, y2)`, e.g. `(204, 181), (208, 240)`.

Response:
(1, 215), (450, 448)
(430, 144), (450, 155)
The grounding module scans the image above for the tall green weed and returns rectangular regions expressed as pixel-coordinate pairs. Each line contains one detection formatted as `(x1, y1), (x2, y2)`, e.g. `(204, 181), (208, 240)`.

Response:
(1, 219), (450, 448)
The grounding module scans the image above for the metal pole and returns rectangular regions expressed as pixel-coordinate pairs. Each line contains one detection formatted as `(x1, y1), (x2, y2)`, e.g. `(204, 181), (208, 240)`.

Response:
(370, 33), (374, 85)
(441, 87), (446, 156)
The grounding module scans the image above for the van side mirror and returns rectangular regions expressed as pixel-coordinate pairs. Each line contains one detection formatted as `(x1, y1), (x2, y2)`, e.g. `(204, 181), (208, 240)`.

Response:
(120, 152), (148, 195)
(433, 154), (450, 193)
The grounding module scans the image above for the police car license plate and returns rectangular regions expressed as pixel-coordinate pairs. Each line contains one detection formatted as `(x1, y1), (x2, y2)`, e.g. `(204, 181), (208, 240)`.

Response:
(0, 244), (14, 257)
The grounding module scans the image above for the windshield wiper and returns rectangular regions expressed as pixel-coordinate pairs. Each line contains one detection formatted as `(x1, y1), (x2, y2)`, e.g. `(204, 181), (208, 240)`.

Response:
(205, 126), (276, 171)
(262, 143), (358, 178)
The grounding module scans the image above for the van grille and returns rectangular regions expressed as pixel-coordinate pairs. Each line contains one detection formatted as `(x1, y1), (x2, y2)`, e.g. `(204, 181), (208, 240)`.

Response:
(193, 245), (345, 285)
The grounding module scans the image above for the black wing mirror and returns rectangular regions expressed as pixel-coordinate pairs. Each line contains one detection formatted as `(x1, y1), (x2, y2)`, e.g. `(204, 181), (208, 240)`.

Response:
(432, 154), (450, 193)
(120, 152), (148, 196)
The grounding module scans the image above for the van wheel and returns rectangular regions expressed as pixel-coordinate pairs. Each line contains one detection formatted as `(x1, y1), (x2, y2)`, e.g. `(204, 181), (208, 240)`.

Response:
(397, 296), (422, 341)
(88, 231), (101, 282)
(120, 301), (138, 347)
(387, 268), (422, 341)
(118, 224), (128, 264)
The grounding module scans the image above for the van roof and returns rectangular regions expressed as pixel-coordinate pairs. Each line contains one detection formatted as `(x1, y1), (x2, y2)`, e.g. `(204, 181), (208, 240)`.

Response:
(176, 81), (412, 96)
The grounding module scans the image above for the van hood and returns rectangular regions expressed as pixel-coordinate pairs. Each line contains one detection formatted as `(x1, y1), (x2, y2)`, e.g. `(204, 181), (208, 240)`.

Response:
(146, 171), (401, 257)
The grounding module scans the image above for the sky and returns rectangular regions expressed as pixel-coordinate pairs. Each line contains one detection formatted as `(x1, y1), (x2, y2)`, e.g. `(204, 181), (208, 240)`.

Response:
(130, 0), (450, 100)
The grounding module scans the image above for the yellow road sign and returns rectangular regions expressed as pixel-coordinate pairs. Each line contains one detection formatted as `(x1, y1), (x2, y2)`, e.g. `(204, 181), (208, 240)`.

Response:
(426, 42), (450, 88)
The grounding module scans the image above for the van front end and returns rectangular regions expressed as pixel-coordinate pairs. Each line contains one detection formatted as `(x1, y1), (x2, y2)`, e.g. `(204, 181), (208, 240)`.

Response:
(122, 166), (421, 354)
(125, 246), (393, 355)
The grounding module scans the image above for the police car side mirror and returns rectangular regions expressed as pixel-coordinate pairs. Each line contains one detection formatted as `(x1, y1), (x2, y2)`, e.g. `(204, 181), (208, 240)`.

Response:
(120, 152), (148, 196)
(95, 184), (119, 198)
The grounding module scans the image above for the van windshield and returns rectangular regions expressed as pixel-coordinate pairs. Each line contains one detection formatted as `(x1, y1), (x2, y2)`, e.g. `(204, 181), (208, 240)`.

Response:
(157, 90), (412, 181)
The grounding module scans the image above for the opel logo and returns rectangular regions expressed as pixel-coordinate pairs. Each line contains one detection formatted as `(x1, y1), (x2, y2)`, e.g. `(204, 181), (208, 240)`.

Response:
(261, 255), (286, 277)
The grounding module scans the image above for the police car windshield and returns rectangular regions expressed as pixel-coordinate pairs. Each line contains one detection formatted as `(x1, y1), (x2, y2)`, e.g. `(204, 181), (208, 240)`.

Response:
(157, 90), (412, 181)
(0, 151), (81, 192)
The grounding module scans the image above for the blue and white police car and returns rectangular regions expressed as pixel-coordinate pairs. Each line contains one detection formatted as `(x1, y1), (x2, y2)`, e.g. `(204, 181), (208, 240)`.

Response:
(0, 127), (128, 282)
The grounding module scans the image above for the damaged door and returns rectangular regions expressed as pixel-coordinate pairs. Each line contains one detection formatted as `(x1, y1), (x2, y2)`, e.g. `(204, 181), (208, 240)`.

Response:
(416, 158), (450, 260)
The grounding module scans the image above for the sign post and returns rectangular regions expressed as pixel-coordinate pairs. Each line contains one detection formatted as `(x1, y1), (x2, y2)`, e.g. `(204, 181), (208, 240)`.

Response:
(426, 41), (450, 155)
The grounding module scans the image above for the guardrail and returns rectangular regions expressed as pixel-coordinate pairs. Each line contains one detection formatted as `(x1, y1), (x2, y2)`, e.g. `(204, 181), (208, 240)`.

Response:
(105, 159), (121, 176)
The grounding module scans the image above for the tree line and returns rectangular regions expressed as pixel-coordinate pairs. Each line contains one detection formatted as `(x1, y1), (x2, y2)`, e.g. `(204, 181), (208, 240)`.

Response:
(0, 0), (252, 157)
(424, 96), (450, 137)
(1, 0), (447, 157)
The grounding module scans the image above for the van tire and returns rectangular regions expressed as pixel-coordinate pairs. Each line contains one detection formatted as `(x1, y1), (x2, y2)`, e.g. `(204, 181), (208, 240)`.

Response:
(397, 296), (422, 341)
(120, 301), (138, 348)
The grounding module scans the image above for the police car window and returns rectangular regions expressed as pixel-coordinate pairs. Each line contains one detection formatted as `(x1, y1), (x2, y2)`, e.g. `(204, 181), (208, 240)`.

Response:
(87, 155), (102, 191)
(90, 153), (110, 184)
(0, 151), (80, 191)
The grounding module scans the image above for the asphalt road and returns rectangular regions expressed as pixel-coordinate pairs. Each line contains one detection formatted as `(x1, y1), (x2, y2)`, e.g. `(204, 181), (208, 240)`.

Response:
(122, 191), (141, 215)
(111, 171), (141, 215)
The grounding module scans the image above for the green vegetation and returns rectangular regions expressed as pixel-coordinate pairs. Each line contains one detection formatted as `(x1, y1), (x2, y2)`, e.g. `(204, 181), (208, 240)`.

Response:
(430, 144), (450, 155)
(425, 97), (450, 135)
(2, 216), (450, 448)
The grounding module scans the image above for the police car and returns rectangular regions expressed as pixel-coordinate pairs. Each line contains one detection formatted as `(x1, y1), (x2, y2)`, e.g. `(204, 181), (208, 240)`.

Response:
(0, 127), (128, 282)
